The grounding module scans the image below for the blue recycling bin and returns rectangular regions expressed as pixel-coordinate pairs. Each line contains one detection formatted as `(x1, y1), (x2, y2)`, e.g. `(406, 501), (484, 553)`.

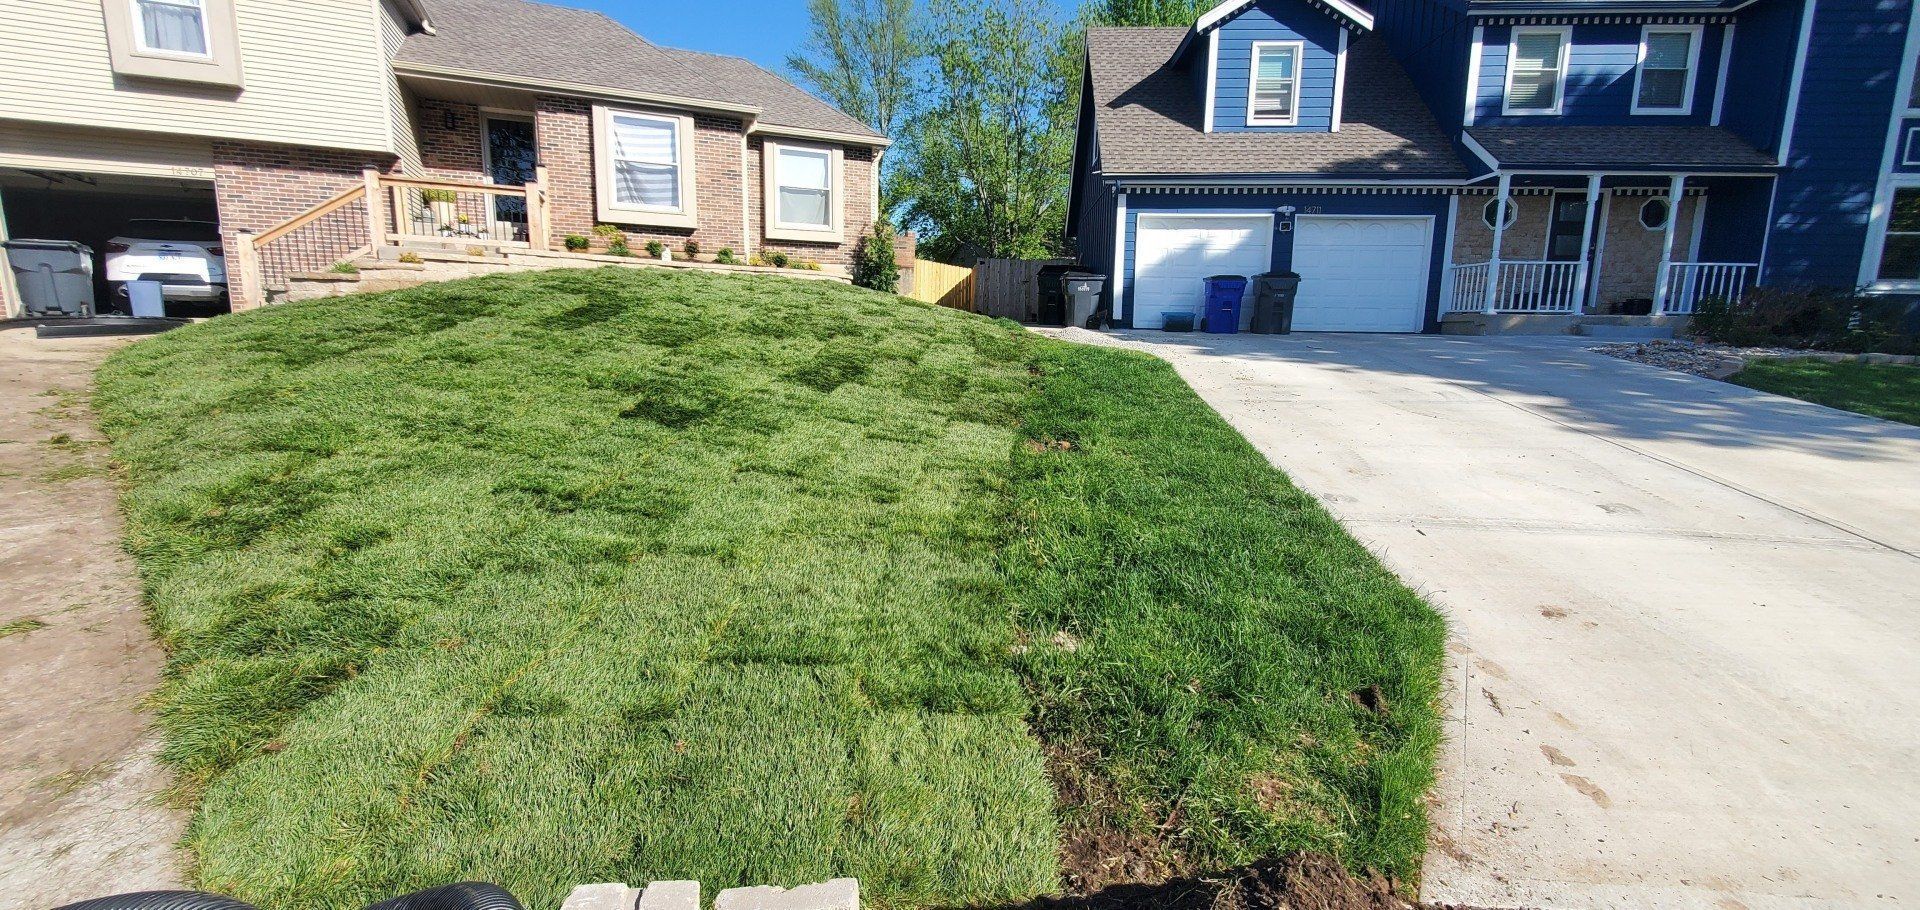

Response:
(1202, 275), (1249, 334)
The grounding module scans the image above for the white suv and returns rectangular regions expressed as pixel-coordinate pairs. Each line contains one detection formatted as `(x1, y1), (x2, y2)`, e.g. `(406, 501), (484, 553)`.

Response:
(104, 219), (228, 314)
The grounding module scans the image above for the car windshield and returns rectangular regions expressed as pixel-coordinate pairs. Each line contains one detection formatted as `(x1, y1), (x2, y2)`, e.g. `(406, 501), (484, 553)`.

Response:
(124, 220), (218, 242)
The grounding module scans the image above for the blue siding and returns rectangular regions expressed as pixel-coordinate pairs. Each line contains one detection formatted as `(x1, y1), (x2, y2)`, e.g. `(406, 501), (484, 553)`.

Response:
(1765, 0), (1909, 286)
(1473, 23), (1725, 126)
(1721, 0), (1804, 155)
(1117, 191), (1454, 331)
(1696, 177), (1774, 264)
(1372, 0), (1474, 136)
(1211, 0), (1344, 132)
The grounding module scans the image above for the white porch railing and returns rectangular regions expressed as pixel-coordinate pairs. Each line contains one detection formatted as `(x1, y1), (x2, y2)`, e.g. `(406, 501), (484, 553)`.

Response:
(1662, 262), (1758, 314)
(1446, 260), (1583, 314)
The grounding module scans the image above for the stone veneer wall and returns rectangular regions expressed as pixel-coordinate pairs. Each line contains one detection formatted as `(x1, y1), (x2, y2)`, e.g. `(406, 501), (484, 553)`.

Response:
(210, 139), (398, 308)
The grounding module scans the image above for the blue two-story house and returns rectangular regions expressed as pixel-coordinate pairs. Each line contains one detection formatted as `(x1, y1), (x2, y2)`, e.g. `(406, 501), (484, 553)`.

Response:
(1067, 0), (1920, 332)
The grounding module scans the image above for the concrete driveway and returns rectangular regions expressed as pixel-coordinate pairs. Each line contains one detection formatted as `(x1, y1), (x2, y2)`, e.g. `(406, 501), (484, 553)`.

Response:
(1072, 330), (1920, 910)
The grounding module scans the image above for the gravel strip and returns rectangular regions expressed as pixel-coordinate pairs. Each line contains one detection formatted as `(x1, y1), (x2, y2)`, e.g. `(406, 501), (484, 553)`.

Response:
(1587, 339), (1807, 379)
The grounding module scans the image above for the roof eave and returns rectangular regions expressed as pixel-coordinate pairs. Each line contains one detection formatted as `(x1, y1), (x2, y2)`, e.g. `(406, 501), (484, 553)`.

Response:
(392, 61), (762, 118)
(392, 0), (435, 35)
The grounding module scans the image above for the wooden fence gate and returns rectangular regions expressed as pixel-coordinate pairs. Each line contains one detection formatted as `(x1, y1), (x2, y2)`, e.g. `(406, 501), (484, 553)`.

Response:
(973, 258), (1075, 322)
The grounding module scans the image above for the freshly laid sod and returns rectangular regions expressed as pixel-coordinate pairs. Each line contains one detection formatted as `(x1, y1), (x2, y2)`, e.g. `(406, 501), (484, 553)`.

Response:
(1729, 358), (1920, 427)
(95, 268), (1443, 909)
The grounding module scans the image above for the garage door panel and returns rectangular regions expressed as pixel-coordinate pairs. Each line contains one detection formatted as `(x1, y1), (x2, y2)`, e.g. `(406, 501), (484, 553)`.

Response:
(1292, 216), (1432, 333)
(1132, 215), (1272, 330)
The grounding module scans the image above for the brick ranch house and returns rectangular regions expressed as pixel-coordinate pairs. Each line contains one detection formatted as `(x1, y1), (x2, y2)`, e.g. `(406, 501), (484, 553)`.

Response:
(0, 0), (890, 315)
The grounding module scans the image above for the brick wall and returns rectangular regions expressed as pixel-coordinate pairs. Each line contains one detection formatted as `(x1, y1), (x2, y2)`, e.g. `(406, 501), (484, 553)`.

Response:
(418, 99), (486, 182)
(536, 97), (750, 256)
(746, 138), (876, 269)
(211, 140), (398, 308)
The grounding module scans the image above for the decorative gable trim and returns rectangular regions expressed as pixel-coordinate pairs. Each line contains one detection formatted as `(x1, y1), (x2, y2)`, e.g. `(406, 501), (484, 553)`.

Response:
(1476, 14), (1731, 24)
(1196, 0), (1374, 35)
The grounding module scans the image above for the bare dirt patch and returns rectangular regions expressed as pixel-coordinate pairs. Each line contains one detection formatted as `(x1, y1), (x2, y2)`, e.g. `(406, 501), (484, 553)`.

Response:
(1012, 852), (1494, 910)
(0, 327), (184, 909)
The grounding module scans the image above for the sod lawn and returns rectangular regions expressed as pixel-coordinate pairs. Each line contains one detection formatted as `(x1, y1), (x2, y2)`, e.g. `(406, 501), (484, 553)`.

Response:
(94, 268), (1444, 910)
(1729, 358), (1920, 427)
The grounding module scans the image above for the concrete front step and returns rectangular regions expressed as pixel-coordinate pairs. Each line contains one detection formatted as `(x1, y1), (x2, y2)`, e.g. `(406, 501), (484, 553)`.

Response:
(1441, 312), (1691, 337)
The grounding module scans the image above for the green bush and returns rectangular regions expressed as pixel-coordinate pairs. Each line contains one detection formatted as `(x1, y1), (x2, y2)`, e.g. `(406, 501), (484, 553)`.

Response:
(767, 251), (791, 269)
(563, 234), (590, 252)
(852, 222), (900, 293)
(1694, 285), (1920, 354)
(644, 240), (665, 258)
(605, 240), (631, 257)
(683, 239), (701, 258)
(591, 223), (624, 239)
(714, 248), (737, 264)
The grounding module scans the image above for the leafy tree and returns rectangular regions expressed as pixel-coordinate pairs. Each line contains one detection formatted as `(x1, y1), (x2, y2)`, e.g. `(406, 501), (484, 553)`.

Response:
(1082, 0), (1211, 26)
(852, 222), (902, 292)
(896, 0), (1079, 262)
(787, 0), (921, 215)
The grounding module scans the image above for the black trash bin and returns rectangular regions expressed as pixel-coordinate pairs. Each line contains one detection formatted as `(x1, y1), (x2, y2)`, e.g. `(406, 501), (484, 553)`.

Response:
(4, 240), (97, 317)
(1060, 272), (1107, 328)
(1251, 271), (1302, 334)
(1036, 263), (1077, 325)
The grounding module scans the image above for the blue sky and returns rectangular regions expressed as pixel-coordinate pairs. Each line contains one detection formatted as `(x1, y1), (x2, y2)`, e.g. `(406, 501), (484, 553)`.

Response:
(549, 0), (1077, 75)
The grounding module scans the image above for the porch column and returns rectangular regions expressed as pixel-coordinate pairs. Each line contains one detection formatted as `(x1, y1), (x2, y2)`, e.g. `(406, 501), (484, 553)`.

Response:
(1651, 174), (1685, 315)
(1572, 174), (1601, 314)
(1483, 172), (1511, 315)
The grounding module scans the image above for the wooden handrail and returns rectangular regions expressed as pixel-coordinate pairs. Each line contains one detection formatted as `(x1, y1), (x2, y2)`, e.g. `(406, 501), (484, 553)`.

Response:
(254, 184), (368, 247)
(380, 176), (530, 197)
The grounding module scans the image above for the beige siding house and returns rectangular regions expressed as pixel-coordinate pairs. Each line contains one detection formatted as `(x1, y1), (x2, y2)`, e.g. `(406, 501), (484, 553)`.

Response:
(0, 0), (888, 316)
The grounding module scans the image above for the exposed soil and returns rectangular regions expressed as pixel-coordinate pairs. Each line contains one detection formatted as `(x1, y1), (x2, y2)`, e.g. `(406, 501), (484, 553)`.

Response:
(0, 327), (185, 909)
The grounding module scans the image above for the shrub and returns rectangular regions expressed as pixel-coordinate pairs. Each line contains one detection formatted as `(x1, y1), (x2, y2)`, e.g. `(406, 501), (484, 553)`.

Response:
(606, 240), (631, 257)
(328, 261), (359, 274)
(747, 254), (766, 267)
(767, 251), (791, 269)
(714, 248), (737, 264)
(564, 234), (590, 252)
(591, 224), (624, 239)
(799, 260), (822, 271)
(418, 188), (457, 205)
(645, 240), (665, 258)
(1695, 285), (1920, 354)
(397, 251), (423, 264)
(683, 240), (701, 258)
(464, 246), (486, 258)
(852, 222), (900, 293)
(1691, 294), (1737, 342)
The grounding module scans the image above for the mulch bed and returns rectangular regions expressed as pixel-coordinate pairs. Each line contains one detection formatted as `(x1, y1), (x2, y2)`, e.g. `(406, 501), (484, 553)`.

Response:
(1011, 853), (1493, 910)
(1588, 339), (1801, 378)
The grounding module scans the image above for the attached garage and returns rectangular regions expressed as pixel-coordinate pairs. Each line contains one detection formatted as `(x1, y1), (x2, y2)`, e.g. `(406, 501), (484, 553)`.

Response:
(1123, 204), (1442, 334)
(1290, 216), (1432, 333)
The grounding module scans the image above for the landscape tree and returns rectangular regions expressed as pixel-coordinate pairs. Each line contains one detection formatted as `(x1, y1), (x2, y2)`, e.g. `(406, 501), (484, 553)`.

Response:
(786, 0), (920, 215)
(895, 0), (1079, 261)
(1082, 0), (1211, 26)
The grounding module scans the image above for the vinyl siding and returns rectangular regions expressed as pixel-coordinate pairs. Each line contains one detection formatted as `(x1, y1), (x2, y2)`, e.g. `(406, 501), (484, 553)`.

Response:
(1765, 0), (1909, 286)
(1371, 0), (1473, 136)
(0, 122), (214, 178)
(1721, 0), (1804, 155)
(1116, 190), (1452, 330)
(1211, 0), (1343, 132)
(381, 0), (422, 172)
(0, 0), (395, 155)
(1473, 22), (1724, 126)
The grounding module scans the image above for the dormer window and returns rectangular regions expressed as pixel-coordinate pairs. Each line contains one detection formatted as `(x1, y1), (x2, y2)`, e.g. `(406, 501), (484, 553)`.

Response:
(1634, 26), (1701, 115)
(1247, 41), (1303, 127)
(1504, 27), (1568, 115)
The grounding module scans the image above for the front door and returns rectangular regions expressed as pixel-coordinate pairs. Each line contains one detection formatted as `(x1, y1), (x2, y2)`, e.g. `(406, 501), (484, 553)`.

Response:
(485, 117), (536, 236)
(1546, 193), (1590, 262)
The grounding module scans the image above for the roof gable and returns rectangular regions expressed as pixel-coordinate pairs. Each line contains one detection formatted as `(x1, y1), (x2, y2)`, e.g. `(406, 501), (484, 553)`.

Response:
(1198, 0), (1374, 35)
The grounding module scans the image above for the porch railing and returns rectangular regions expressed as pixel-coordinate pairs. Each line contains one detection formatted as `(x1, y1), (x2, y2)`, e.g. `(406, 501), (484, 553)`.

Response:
(1447, 260), (1583, 314)
(1663, 262), (1758, 314)
(235, 168), (550, 307)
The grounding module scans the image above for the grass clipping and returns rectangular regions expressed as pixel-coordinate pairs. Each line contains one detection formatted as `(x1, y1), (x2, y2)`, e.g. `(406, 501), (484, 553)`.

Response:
(95, 268), (1444, 909)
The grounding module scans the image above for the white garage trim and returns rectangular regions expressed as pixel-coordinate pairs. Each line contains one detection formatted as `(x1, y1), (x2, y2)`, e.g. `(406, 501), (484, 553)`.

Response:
(1292, 213), (1435, 333)
(1132, 212), (1275, 330)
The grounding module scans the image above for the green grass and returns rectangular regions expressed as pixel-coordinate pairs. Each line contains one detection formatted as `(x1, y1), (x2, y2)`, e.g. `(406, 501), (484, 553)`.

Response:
(1730, 358), (1920, 427)
(94, 268), (1444, 908)
(0, 618), (49, 639)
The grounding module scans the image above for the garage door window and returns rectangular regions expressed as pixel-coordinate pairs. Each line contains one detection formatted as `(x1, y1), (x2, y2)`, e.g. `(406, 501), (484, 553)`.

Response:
(133, 0), (210, 58)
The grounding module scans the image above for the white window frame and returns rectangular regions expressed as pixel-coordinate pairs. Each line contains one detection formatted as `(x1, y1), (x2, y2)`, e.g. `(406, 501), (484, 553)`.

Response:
(1638, 196), (1672, 231)
(1871, 181), (1920, 289)
(1631, 25), (1702, 116)
(761, 139), (846, 243)
(1503, 26), (1570, 116)
(592, 106), (699, 229)
(1245, 40), (1305, 127)
(130, 0), (213, 59)
(1481, 197), (1518, 230)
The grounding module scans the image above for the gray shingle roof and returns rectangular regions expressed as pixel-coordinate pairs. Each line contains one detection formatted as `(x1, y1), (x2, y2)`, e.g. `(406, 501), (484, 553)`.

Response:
(1466, 126), (1776, 171)
(396, 0), (883, 140)
(1086, 27), (1467, 179)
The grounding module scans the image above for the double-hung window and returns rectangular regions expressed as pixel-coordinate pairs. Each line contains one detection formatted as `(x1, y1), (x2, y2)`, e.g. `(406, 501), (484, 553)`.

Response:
(1247, 41), (1303, 126)
(593, 107), (698, 227)
(132, 0), (210, 57)
(1634, 26), (1700, 114)
(1876, 188), (1920, 282)
(775, 147), (833, 229)
(1505, 28), (1568, 115)
(763, 140), (843, 241)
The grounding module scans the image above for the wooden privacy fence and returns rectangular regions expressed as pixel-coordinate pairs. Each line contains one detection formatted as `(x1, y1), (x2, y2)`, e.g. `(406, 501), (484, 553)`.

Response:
(908, 258), (976, 312)
(974, 258), (1075, 321)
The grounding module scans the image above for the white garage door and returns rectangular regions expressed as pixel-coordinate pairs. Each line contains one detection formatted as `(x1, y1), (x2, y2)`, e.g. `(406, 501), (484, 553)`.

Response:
(1290, 216), (1433, 332)
(1131, 214), (1272, 330)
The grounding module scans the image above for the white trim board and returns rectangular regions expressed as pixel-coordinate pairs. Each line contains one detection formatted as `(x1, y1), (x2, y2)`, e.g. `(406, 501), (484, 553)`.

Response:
(1332, 29), (1349, 132)
(1857, 0), (1920, 287)
(1711, 23), (1735, 125)
(1465, 26), (1485, 127)
(1195, 0), (1373, 34)
(1776, 0), (1819, 165)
